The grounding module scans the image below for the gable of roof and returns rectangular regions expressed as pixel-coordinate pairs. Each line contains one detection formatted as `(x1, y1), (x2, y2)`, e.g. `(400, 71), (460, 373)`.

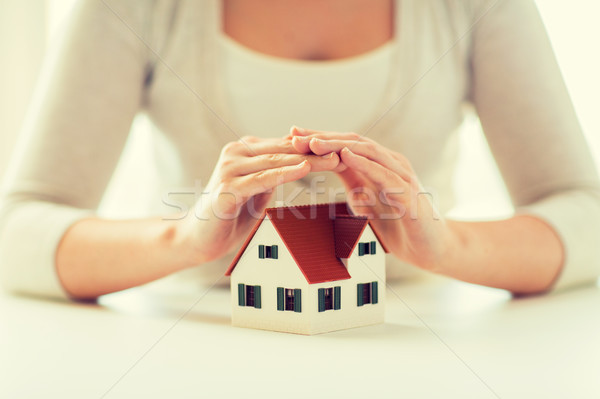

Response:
(225, 202), (387, 284)
(266, 203), (352, 284)
(334, 216), (369, 258)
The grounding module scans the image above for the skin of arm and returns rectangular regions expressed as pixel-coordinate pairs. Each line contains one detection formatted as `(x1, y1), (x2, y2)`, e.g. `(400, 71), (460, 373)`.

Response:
(56, 217), (194, 299)
(289, 127), (563, 295)
(57, 136), (340, 299)
(444, 216), (563, 294)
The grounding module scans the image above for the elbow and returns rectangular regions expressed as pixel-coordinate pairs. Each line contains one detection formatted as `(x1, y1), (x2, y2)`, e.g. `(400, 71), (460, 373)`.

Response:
(0, 198), (74, 300)
(520, 187), (600, 294)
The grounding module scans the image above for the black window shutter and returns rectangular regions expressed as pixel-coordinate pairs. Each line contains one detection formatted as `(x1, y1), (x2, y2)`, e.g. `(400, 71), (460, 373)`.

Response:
(318, 288), (325, 312)
(277, 287), (284, 311)
(371, 241), (376, 255)
(238, 283), (245, 306)
(255, 285), (261, 309)
(272, 245), (278, 259)
(258, 245), (265, 259)
(334, 286), (341, 310)
(357, 283), (364, 306)
(294, 289), (302, 312)
(371, 281), (379, 304)
(358, 243), (365, 256)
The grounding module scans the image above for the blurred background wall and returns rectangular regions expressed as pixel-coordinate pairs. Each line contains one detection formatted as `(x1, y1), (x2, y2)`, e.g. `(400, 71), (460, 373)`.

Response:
(0, 0), (47, 184)
(0, 0), (598, 219)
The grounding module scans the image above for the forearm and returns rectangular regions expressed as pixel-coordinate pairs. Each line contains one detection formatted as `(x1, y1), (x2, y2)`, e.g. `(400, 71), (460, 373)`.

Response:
(54, 137), (336, 300)
(56, 217), (196, 299)
(440, 215), (564, 294)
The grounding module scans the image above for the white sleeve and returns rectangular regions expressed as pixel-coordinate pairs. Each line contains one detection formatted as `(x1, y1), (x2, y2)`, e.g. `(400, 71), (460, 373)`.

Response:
(469, 0), (600, 290)
(0, 0), (150, 298)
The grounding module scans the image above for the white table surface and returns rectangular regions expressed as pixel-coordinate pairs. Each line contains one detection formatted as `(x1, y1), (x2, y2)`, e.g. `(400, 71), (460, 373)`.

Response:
(2, 274), (599, 399)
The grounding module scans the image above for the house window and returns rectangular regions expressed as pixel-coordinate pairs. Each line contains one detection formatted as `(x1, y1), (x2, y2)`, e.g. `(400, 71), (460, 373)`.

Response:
(318, 286), (342, 312)
(324, 288), (333, 310)
(357, 281), (379, 306)
(285, 289), (295, 310)
(258, 245), (278, 259)
(358, 241), (377, 256)
(246, 285), (255, 307)
(238, 284), (261, 309)
(277, 287), (301, 312)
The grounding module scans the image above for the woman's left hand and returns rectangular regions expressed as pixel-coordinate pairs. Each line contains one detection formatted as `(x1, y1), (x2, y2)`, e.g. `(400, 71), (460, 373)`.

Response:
(289, 126), (455, 271)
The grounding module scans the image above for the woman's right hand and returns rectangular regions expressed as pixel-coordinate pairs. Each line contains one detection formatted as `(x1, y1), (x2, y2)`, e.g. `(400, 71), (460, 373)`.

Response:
(177, 135), (340, 266)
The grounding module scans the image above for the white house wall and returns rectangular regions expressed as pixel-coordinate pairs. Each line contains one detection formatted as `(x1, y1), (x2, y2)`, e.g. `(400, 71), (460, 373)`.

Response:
(311, 224), (385, 334)
(345, 225), (386, 286)
(230, 217), (311, 334)
(231, 219), (385, 335)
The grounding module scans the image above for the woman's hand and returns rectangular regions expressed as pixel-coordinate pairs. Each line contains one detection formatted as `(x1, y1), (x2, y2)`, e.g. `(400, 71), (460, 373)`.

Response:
(179, 135), (340, 265)
(289, 127), (454, 271)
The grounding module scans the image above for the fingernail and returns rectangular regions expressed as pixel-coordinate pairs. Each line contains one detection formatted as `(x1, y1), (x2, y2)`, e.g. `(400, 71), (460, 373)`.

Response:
(343, 147), (351, 153)
(291, 125), (305, 134)
(321, 152), (334, 159)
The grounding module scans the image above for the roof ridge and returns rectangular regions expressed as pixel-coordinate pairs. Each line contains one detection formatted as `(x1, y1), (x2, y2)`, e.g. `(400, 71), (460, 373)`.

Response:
(336, 214), (367, 220)
(264, 201), (348, 212)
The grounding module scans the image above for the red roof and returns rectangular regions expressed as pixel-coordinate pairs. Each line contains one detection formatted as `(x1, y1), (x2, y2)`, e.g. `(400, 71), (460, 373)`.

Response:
(225, 202), (388, 284)
(334, 216), (369, 258)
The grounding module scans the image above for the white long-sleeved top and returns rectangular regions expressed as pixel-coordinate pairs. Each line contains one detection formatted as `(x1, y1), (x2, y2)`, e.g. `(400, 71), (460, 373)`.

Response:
(1, 0), (599, 298)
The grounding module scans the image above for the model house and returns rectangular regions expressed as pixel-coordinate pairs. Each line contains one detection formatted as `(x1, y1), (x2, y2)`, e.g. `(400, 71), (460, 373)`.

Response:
(225, 202), (387, 335)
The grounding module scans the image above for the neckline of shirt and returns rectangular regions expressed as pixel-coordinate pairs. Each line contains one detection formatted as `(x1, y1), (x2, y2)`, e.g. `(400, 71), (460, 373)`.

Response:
(205, 0), (410, 139)
(218, 32), (397, 68)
